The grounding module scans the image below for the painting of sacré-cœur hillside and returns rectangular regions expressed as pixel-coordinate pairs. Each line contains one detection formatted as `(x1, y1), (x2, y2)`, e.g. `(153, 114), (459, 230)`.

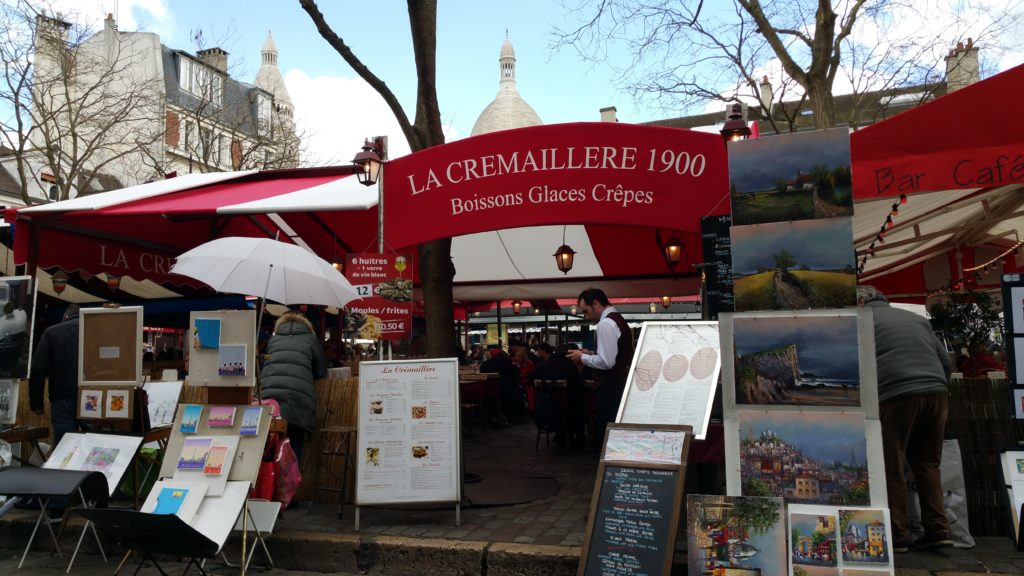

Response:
(734, 315), (860, 407)
(731, 218), (856, 311)
(729, 126), (853, 226)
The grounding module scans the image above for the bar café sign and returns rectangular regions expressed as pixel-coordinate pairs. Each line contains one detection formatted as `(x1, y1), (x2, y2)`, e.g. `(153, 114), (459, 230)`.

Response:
(383, 123), (729, 248)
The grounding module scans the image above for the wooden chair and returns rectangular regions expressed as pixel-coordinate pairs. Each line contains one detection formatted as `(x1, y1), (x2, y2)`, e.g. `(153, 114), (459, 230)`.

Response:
(533, 379), (568, 450)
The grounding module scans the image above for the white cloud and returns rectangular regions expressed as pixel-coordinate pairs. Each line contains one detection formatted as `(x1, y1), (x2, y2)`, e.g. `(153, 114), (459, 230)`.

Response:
(284, 68), (461, 167)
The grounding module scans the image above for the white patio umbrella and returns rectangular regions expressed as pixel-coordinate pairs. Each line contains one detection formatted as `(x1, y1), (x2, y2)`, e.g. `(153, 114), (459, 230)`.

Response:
(170, 236), (360, 308)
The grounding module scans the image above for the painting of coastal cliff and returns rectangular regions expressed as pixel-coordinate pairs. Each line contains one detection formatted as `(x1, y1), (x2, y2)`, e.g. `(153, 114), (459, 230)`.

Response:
(733, 315), (859, 407)
(731, 218), (856, 311)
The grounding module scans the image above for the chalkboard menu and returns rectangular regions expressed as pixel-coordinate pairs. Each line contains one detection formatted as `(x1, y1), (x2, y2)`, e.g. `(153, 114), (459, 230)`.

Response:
(700, 215), (734, 319)
(1002, 274), (1024, 389)
(579, 424), (691, 576)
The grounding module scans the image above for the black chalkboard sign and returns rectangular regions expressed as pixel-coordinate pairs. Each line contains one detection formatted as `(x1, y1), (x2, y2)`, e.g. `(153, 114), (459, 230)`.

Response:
(700, 215), (733, 320)
(578, 424), (691, 576)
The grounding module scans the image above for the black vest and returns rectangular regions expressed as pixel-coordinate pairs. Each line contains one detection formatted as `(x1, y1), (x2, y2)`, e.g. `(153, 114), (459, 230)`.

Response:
(592, 311), (633, 390)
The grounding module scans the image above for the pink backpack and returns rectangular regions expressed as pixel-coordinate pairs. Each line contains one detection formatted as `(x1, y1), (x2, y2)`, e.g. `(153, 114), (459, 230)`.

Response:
(273, 435), (302, 509)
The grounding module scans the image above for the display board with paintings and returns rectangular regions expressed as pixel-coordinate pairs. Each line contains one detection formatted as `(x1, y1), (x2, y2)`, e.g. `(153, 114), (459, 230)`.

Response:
(356, 359), (461, 513)
(578, 424), (691, 576)
(186, 310), (256, 387)
(1000, 449), (1024, 549)
(616, 321), (721, 440)
(159, 403), (271, 483)
(79, 306), (144, 386)
(44, 432), (144, 496)
(0, 275), (37, 380)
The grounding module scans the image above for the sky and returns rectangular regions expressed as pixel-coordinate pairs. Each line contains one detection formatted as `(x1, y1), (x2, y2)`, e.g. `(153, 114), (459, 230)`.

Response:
(47, 0), (645, 164)
(740, 410), (868, 464)
(729, 127), (851, 193)
(37, 0), (1024, 166)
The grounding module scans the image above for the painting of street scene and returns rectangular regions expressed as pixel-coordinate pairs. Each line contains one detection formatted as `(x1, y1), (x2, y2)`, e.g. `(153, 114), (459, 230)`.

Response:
(739, 410), (870, 505)
(687, 494), (786, 576)
(730, 127), (852, 226)
(732, 218), (856, 311)
(733, 315), (860, 407)
(789, 508), (838, 576)
(838, 508), (892, 570)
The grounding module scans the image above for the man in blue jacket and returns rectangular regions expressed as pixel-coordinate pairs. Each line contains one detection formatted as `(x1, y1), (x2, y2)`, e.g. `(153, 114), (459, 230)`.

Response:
(860, 286), (953, 552)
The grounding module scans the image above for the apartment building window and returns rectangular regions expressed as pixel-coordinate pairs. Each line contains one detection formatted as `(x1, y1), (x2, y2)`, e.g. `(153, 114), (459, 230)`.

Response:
(180, 57), (223, 106)
(256, 94), (272, 137)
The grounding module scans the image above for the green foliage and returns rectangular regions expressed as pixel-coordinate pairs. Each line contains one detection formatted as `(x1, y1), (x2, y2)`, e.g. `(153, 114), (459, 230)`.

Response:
(775, 178), (788, 194)
(729, 497), (781, 536)
(812, 530), (829, 546)
(928, 289), (1001, 351)
(774, 250), (796, 272)
(744, 477), (772, 497)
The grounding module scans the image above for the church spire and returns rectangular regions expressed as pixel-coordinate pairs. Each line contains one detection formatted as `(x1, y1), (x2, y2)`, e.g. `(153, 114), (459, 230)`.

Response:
(499, 34), (516, 88)
(261, 31), (278, 67)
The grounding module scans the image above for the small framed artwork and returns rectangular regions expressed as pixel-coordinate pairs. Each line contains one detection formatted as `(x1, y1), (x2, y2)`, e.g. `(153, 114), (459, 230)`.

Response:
(177, 437), (213, 470)
(193, 318), (221, 350)
(0, 379), (19, 424)
(240, 406), (262, 435)
(203, 445), (229, 475)
(179, 404), (203, 434)
(104, 388), (132, 419)
(207, 406), (236, 427)
(1014, 389), (1024, 420)
(217, 344), (247, 376)
(79, 389), (104, 419)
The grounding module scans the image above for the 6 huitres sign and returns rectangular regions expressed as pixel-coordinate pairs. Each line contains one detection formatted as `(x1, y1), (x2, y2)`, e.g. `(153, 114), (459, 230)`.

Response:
(344, 253), (413, 341)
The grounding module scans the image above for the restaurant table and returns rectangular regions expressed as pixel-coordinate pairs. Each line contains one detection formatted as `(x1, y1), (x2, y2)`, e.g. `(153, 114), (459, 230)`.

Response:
(0, 426), (49, 466)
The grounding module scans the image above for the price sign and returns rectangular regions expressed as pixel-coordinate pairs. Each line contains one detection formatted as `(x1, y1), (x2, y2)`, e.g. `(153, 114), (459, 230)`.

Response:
(344, 253), (414, 341)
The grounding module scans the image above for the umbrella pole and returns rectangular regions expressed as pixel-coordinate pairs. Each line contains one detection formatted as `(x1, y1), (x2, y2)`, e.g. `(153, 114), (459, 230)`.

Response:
(255, 264), (274, 401)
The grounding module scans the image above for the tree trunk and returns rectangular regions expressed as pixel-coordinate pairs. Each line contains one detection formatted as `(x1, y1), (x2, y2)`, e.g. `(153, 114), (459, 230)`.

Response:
(418, 238), (457, 357)
(806, 82), (836, 129)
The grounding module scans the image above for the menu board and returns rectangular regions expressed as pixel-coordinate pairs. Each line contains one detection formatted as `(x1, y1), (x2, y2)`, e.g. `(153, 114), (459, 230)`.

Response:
(356, 358), (461, 505)
(344, 253), (413, 341)
(579, 423), (690, 576)
(1001, 275), (1024, 389)
(617, 322), (721, 440)
(700, 214), (734, 319)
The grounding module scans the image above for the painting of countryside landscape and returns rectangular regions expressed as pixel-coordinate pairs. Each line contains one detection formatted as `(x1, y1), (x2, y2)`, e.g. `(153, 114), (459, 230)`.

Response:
(734, 315), (860, 407)
(687, 494), (787, 576)
(732, 218), (856, 311)
(739, 410), (870, 506)
(730, 127), (852, 226)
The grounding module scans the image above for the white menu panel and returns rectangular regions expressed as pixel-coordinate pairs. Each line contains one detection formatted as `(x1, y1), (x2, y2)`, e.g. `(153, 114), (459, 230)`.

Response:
(356, 358), (461, 505)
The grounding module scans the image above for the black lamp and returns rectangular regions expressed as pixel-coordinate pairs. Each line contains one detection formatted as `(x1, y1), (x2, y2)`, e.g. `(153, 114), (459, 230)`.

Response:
(663, 236), (683, 269)
(352, 139), (383, 186)
(720, 102), (751, 142)
(661, 295), (672, 309)
(649, 302), (657, 314)
(554, 225), (576, 274)
(512, 300), (522, 315)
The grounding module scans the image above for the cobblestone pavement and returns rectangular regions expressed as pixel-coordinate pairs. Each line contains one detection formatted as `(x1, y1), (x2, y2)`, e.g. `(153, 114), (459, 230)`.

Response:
(4, 422), (1024, 574)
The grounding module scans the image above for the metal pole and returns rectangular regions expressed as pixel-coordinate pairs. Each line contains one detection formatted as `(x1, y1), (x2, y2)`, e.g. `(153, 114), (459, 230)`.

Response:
(496, 300), (502, 350)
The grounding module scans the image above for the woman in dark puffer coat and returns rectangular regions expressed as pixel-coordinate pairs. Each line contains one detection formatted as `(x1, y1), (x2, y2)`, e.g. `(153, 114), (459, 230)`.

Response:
(260, 310), (327, 464)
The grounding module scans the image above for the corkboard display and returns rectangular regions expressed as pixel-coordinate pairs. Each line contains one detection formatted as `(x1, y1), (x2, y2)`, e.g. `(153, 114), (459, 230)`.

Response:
(79, 307), (143, 386)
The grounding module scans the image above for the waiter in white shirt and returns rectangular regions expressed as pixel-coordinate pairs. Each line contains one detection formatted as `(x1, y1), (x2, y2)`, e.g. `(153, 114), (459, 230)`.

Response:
(568, 288), (634, 448)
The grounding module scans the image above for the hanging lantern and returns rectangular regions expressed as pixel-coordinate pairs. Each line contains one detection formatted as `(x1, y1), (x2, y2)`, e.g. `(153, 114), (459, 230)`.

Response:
(52, 270), (68, 294)
(649, 302), (657, 314)
(512, 300), (522, 315)
(661, 295), (672, 309)
(570, 305), (577, 315)
(106, 274), (121, 292)
(554, 244), (576, 274)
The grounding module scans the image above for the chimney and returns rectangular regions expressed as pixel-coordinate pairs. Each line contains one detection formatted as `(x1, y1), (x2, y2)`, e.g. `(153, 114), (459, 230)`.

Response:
(759, 76), (773, 116)
(600, 106), (618, 122)
(104, 13), (117, 32)
(35, 13), (71, 44)
(196, 47), (229, 73)
(944, 37), (979, 93)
